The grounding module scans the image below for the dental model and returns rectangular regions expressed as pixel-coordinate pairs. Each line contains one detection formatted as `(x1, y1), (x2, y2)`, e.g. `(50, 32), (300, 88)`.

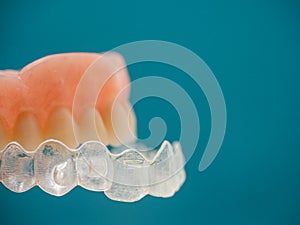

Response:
(0, 52), (186, 202)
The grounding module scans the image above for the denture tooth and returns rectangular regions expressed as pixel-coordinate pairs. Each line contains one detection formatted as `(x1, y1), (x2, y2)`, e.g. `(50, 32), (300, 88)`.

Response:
(44, 108), (78, 148)
(0, 122), (9, 150)
(14, 112), (42, 150)
(95, 111), (110, 145)
(124, 102), (137, 140)
(104, 101), (136, 146)
(76, 108), (109, 146)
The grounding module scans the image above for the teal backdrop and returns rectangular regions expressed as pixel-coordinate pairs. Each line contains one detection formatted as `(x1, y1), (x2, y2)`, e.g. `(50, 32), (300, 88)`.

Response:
(0, 0), (299, 224)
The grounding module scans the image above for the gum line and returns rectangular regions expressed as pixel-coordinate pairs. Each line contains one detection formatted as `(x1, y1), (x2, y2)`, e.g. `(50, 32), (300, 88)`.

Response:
(0, 140), (186, 202)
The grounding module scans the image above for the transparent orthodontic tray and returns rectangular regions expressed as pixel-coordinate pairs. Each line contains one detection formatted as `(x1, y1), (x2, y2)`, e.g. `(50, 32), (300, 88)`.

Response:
(0, 140), (186, 202)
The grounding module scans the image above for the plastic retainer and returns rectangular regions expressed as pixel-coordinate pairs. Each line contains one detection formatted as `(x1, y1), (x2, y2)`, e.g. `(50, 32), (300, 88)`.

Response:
(0, 140), (186, 202)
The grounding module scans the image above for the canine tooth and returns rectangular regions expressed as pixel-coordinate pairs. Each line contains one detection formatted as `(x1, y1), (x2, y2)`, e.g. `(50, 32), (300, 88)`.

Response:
(104, 149), (149, 202)
(35, 141), (77, 196)
(45, 108), (78, 148)
(14, 112), (42, 150)
(77, 141), (113, 191)
(0, 123), (9, 150)
(76, 108), (109, 145)
(105, 102), (136, 146)
(1, 143), (35, 192)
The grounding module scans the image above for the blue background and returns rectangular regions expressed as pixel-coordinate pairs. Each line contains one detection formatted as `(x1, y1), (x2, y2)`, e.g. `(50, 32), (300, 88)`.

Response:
(0, 0), (299, 224)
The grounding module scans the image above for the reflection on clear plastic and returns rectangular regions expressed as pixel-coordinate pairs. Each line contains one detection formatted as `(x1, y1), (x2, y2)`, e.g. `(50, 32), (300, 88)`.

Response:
(0, 139), (185, 202)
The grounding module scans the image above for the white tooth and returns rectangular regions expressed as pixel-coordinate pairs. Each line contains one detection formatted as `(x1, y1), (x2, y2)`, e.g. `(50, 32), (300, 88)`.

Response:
(44, 108), (78, 148)
(0, 122), (9, 150)
(14, 112), (42, 150)
(107, 102), (136, 146)
(95, 112), (110, 146)
(76, 108), (109, 146)
(124, 101), (137, 140)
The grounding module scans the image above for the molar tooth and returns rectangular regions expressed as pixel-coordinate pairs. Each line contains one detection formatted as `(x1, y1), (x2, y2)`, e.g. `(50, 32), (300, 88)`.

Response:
(14, 112), (42, 150)
(1, 143), (35, 192)
(105, 101), (136, 146)
(77, 141), (113, 191)
(76, 108), (109, 146)
(35, 141), (77, 196)
(45, 108), (78, 148)
(104, 149), (149, 202)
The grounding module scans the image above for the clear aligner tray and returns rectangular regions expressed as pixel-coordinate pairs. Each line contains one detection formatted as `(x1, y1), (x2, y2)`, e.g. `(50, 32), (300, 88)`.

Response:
(0, 140), (186, 202)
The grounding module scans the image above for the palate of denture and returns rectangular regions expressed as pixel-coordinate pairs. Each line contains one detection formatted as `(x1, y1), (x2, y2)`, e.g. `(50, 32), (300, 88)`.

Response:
(0, 140), (186, 202)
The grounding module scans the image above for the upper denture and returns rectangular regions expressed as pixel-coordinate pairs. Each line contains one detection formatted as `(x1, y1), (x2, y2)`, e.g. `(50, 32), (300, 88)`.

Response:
(0, 52), (136, 149)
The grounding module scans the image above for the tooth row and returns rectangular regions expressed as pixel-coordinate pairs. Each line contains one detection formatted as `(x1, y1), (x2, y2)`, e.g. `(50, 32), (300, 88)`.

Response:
(0, 140), (186, 202)
(0, 102), (137, 150)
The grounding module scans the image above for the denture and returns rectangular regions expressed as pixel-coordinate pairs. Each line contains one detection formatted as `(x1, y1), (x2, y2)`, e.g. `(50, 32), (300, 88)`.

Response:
(0, 52), (186, 202)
